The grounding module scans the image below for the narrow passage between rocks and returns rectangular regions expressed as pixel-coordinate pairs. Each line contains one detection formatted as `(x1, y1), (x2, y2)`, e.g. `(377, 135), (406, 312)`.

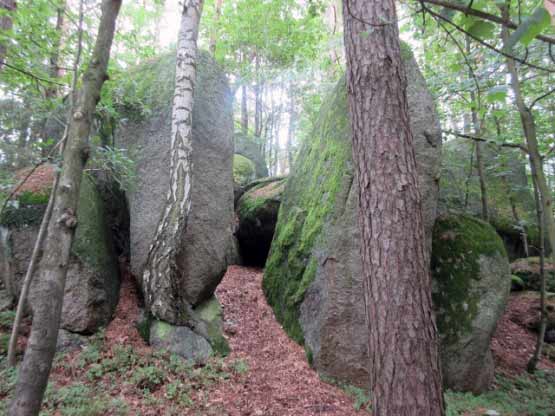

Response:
(209, 265), (366, 416)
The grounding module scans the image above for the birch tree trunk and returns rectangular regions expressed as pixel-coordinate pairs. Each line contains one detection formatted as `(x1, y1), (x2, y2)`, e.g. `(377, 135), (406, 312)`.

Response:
(142, 0), (204, 323)
(342, 0), (445, 414)
(8, 1), (121, 414)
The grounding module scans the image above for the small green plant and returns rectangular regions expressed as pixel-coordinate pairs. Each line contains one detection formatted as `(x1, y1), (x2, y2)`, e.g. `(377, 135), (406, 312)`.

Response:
(165, 381), (193, 407)
(18, 190), (50, 206)
(88, 146), (136, 192)
(41, 383), (127, 416)
(231, 358), (249, 375)
(0, 310), (15, 329)
(343, 384), (372, 412)
(131, 365), (165, 390)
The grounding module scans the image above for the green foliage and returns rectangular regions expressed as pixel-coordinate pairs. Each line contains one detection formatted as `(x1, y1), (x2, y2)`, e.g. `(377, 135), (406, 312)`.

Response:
(505, 6), (552, 51)
(231, 358), (249, 375)
(88, 146), (136, 192)
(445, 372), (555, 415)
(17, 190), (50, 205)
(130, 365), (166, 390)
(41, 383), (128, 416)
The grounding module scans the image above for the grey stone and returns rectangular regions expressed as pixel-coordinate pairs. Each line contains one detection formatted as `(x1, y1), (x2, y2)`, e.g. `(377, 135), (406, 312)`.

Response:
(0, 176), (120, 334)
(56, 329), (90, 353)
(117, 51), (237, 313)
(432, 215), (511, 393)
(150, 320), (213, 364)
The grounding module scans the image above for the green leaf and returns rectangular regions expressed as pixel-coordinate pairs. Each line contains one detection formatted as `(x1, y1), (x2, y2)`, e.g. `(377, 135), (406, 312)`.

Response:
(505, 7), (551, 51)
(467, 20), (496, 39)
(486, 85), (508, 103)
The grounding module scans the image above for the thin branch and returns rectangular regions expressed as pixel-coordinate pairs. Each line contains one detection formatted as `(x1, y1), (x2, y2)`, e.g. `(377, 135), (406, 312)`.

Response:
(2, 62), (67, 86)
(419, 0), (555, 45)
(423, 5), (555, 73)
(443, 129), (529, 152)
(530, 86), (555, 110)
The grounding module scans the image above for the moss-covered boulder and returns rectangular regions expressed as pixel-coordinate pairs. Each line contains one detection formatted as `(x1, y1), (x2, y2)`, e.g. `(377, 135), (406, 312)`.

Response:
(149, 295), (229, 362)
(263, 46), (443, 387)
(233, 154), (256, 187)
(235, 132), (268, 178)
(439, 138), (536, 260)
(236, 177), (286, 266)
(432, 215), (510, 393)
(0, 174), (120, 334)
(510, 257), (555, 292)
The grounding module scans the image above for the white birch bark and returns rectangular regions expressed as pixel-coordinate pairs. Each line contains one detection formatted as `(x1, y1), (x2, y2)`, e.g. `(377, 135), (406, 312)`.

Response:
(142, 0), (204, 323)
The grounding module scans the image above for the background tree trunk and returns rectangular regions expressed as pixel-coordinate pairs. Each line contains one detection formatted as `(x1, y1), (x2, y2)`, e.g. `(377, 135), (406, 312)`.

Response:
(500, 3), (555, 257)
(0, 0), (16, 70)
(8, 1), (121, 414)
(209, 0), (223, 55)
(241, 83), (248, 134)
(342, 0), (445, 414)
(142, 0), (204, 323)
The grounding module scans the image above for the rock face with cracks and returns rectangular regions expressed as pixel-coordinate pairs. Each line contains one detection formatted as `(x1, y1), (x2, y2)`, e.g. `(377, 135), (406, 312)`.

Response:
(263, 46), (510, 393)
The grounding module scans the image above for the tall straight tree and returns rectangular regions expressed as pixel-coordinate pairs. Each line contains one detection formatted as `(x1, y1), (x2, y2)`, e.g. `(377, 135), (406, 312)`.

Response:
(142, 0), (204, 322)
(342, 1), (445, 415)
(8, 1), (122, 414)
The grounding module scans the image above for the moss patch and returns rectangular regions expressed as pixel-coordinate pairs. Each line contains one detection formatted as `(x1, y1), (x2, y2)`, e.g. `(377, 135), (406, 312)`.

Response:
(233, 154), (256, 186)
(263, 76), (352, 344)
(431, 214), (507, 343)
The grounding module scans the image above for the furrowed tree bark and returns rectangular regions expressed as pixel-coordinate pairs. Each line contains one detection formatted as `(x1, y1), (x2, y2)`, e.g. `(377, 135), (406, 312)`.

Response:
(142, 0), (204, 323)
(8, 1), (121, 414)
(0, 0), (16, 70)
(500, 2), (555, 257)
(342, 0), (445, 415)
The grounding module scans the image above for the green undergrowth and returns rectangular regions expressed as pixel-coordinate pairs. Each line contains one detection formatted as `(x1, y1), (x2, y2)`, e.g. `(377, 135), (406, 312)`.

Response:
(0, 332), (248, 415)
(263, 76), (351, 345)
(320, 375), (372, 413)
(445, 371), (555, 415)
(431, 214), (507, 342)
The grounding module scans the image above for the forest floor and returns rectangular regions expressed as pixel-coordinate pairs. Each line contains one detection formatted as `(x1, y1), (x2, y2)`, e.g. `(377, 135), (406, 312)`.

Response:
(1, 265), (555, 415)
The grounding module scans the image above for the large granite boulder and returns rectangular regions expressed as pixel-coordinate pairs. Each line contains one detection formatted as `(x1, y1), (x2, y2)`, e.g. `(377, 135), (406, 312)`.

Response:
(0, 172), (120, 334)
(114, 51), (236, 354)
(263, 45), (443, 387)
(439, 138), (536, 260)
(263, 46), (511, 393)
(233, 154), (257, 187)
(236, 177), (286, 266)
(432, 214), (511, 393)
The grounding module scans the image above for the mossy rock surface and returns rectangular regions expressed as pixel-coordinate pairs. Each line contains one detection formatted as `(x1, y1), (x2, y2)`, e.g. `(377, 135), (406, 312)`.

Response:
(236, 177), (285, 266)
(263, 45), (444, 387)
(432, 214), (511, 393)
(0, 175), (120, 334)
(233, 154), (256, 187)
(439, 137), (537, 260)
(511, 257), (555, 292)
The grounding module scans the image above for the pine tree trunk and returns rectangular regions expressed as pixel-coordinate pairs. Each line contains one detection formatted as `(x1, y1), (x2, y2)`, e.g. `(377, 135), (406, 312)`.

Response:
(8, 1), (121, 414)
(142, 0), (204, 323)
(342, 1), (445, 414)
